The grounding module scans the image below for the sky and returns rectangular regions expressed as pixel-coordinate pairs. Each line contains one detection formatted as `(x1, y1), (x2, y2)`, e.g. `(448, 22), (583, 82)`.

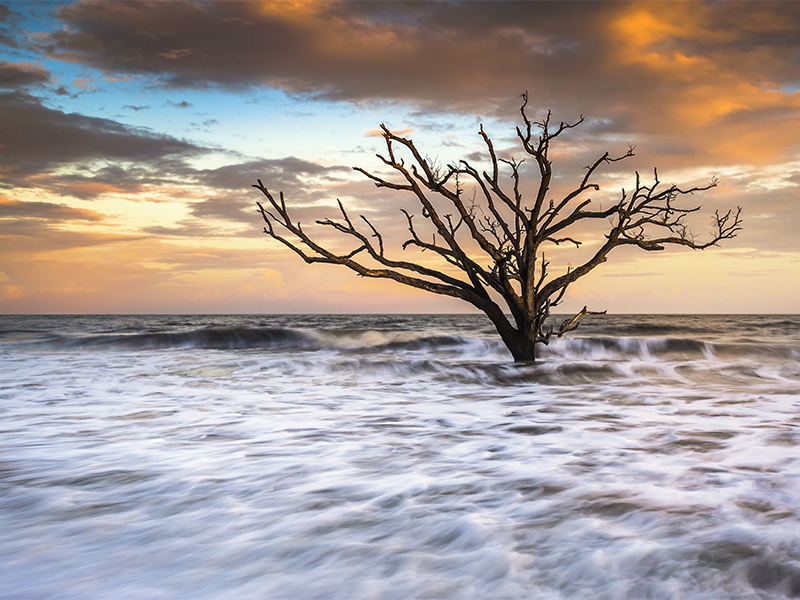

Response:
(0, 0), (798, 315)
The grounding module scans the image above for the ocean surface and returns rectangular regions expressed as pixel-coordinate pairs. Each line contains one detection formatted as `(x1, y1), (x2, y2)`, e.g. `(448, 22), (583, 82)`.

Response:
(1, 313), (799, 599)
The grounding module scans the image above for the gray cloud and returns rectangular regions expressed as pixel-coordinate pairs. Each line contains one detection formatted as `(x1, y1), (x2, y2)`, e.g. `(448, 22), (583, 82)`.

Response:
(0, 60), (50, 88)
(0, 90), (206, 195)
(142, 222), (225, 239)
(786, 171), (800, 186)
(0, 221), (143, 253)
(153, 159), (358, 239)
(40, 1), (800, 113)
(0, 91), (199, 166)
(0, 198), (102, 221)
(0, 82), (357, 219)
(200, 157), (349, 192)
(190, 195), (254, 224)
(0, 3), (20, 48)
(36, 0), (800, 181)
(41, 1), (616, 105)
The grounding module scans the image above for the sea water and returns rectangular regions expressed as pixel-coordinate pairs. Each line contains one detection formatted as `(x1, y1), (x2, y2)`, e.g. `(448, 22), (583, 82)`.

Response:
(1, 314), (799, 599)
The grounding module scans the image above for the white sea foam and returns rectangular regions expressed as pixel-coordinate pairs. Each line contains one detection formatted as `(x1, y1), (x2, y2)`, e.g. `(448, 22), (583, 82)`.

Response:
(0, 314), (799, 599)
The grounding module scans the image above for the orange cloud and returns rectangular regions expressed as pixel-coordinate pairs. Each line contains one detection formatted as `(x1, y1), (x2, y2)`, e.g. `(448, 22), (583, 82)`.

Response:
(49, 180), (131, 198)
(603, 2), (800, 162)
(365, 127), (413, 138)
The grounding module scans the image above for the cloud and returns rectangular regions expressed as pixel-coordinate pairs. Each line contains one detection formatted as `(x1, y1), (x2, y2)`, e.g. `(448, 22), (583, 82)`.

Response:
(0, 193), (132, 256)
(0, 2), (21, 49)
(40, 2), (795, 102)
(0, 91), (206, 195)
(138, 157), (356, 239)
(0, 221), (143, 253)
(0, 60), (50, 88)
(38, 1), (800, 165)
(43, 1), (600, 101)
(0, 197), (103, 221)
(199, 157), (349, 192)
(141, 221), (228, 239)
(366, 127), (412, 138)
(159, 48), (193, 60)
(189, 195), (255, 225)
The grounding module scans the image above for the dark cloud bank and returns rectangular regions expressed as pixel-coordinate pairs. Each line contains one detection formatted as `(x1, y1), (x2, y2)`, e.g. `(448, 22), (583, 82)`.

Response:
(40, 1), (800, 113)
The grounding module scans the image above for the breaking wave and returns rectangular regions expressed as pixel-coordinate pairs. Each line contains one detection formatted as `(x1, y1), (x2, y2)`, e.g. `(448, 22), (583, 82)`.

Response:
(28, 326), (487, 354)
(541, 335), (800, 361)
(24, 326), (798, 365)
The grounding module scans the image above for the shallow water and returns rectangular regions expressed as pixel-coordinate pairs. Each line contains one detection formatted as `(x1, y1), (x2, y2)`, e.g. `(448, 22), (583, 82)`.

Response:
(1, 314), (799, 599)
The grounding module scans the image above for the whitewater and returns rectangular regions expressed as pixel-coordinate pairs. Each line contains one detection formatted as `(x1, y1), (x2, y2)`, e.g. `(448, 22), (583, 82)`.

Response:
(1, 313), (799, 599)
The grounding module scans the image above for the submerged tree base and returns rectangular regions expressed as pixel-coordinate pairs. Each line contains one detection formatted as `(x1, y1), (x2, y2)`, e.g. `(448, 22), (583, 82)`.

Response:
(500, 307), (608, 362)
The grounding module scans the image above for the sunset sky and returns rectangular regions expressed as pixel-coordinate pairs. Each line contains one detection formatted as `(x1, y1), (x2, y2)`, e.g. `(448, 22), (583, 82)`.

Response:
(1, 0), (798, 314)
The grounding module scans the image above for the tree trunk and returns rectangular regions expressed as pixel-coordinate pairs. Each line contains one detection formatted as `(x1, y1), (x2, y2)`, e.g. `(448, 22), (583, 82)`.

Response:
(482, 310), (538, 362)
(497, 327), (537, 363)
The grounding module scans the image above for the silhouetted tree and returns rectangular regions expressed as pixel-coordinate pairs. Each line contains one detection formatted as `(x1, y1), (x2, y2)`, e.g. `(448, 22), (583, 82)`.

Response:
(254, 94), (742, 361)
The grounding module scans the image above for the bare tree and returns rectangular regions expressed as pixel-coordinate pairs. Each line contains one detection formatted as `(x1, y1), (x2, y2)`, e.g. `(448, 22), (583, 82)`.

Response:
(254, 93), (742, 361)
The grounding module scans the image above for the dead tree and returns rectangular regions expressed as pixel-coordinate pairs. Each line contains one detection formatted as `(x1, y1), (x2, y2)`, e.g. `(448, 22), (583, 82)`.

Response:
(254, 93), (742, 362)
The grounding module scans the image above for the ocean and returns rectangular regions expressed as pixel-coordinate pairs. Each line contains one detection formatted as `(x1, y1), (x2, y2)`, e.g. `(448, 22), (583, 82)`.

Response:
(1, 313), (799, 599)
